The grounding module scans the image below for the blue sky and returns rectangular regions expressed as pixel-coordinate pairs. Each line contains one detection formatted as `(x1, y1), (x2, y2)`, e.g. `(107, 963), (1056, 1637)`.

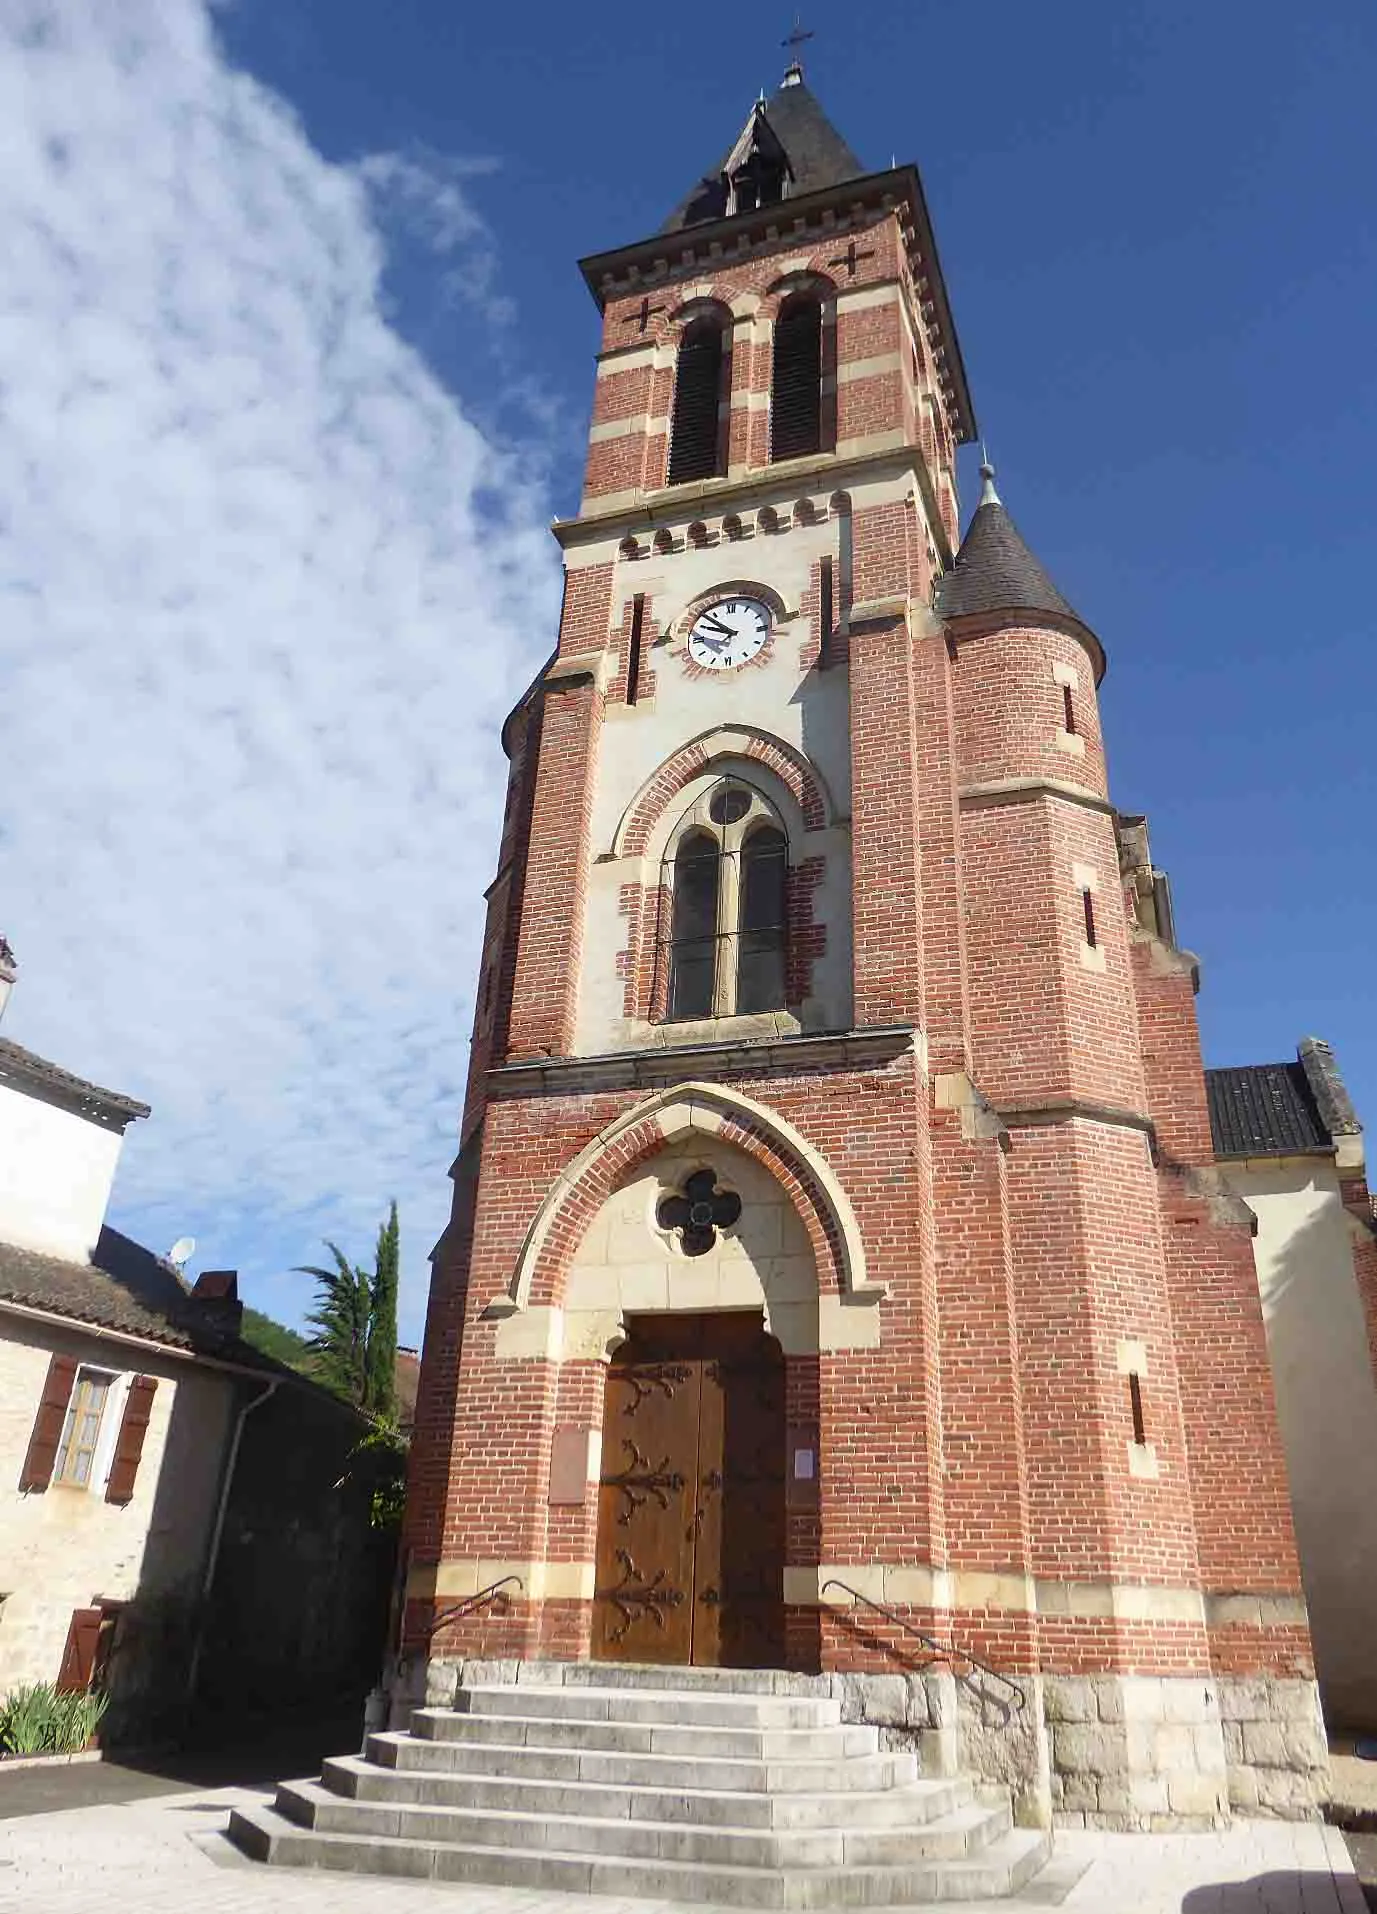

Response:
(1, 2), (1372, 1339)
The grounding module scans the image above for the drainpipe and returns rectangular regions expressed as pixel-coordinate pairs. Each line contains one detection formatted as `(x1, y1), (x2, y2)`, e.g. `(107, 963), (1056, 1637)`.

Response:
(186, 1373), (281, 1703)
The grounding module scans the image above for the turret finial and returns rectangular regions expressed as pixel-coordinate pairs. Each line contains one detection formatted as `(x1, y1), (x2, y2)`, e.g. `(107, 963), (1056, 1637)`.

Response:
(978, 446), (1001, 507)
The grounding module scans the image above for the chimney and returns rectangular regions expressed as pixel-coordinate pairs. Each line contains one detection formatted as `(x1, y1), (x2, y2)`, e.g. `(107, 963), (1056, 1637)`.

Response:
(188, 1268), (243, 1339)
(0, 935), (15, 1025)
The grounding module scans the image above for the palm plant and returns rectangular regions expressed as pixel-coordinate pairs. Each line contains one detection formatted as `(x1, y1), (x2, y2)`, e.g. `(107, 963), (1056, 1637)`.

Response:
(297, 1242), (372, 1407)
(297, 1202), (399, 1419)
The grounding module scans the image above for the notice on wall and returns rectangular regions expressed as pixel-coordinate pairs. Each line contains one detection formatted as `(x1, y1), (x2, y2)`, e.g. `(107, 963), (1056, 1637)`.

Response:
(793, 1448), (815, 1480)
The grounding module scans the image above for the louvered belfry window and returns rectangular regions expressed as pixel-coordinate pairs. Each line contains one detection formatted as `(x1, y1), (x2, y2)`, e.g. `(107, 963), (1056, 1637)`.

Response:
(667, 319), (726, 486)
(770, 294), (823, 462)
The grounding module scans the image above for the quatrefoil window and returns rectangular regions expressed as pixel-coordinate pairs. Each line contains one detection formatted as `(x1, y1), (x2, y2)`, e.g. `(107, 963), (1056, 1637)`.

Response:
(656, 1169), (742, 1258)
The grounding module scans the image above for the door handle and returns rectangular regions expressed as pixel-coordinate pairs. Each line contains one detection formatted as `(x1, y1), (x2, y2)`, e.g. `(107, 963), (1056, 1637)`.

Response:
(703, 1469), (723, 1491)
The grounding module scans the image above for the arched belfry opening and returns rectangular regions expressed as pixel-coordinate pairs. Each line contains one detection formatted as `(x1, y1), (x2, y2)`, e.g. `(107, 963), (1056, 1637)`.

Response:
(770, 292), (825, 461)
(667, 314), (730, 486)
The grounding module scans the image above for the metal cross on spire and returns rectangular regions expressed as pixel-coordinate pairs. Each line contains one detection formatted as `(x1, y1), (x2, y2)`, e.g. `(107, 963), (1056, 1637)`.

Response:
(782, 15), (814, 80)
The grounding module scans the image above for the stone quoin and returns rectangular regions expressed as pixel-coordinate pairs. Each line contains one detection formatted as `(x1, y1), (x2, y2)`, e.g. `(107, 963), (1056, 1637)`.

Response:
(396, 68), (1329, 1835)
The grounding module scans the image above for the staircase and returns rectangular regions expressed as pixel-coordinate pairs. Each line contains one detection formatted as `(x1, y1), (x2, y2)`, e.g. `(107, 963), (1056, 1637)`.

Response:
(228, 1670), (1050, 1905)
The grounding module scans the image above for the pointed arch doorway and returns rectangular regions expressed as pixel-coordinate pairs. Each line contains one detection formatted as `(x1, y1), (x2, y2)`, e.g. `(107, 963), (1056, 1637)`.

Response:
(592, 1311), (786, 1668)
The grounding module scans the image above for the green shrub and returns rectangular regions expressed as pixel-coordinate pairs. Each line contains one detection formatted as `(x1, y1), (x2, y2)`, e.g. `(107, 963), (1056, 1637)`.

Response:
(0, 1682), (108, 1756)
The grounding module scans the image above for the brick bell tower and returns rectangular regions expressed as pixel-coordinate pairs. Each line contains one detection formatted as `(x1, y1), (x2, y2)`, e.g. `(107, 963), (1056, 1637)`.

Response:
(401, 65), (1327, 1827)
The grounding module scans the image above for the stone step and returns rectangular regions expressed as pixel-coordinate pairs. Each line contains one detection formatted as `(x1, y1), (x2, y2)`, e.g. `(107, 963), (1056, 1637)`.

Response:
(455, 1683), (842, 1729)
(277, 1777), (1010, 1870)
(368, 1729), (919, 1794)
(513, 1661), (812, 1698)
(322, 1752), (972, 1829)
(411, 1707), (878, 1761)
(228, 1802), (1050, 1906)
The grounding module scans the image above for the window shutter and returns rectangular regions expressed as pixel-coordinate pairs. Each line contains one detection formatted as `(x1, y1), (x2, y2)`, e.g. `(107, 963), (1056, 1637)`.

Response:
(56, 1607), (103, 1696)
(104, 1376), (157, 1506)
(770, 297), (823, 462)
(18, 1353), (77, 1493)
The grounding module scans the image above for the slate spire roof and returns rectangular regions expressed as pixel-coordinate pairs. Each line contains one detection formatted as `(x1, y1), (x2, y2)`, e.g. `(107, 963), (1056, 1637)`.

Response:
(663, 75), (867, 232)
(935, 462), (1095, 640)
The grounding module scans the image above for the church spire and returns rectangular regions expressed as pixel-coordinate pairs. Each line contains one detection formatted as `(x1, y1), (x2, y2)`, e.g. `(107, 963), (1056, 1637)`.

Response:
(663, 71), (864, 232)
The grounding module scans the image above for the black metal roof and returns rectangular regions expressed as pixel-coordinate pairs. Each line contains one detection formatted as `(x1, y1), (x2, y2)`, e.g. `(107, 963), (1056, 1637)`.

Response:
(664, 79), (866, 232)
(0, 1226), (275, 1365)
(1206, 1064), (1332, 1159)
(0, 1037), (149, 1132)
(935, 478), (1092, 638)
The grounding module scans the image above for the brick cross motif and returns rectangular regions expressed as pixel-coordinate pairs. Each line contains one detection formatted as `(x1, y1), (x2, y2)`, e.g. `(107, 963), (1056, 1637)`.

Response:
(656, 1170), (742, 1258)
(622, 294), (666, 334)
(828, 238), (876, 279)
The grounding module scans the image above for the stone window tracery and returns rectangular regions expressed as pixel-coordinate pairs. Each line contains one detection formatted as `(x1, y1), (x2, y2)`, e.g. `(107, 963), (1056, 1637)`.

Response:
(661, 779), (789, 1021)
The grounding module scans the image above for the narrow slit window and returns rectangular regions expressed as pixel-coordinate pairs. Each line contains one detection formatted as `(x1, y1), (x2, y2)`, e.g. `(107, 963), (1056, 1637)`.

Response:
(668, 831), (720, 1020)
(1062, 683), (1076, 734)
(818, 555), (834, 663)
(667, 321), (726, 486)
(1128, 1373), (1147, 1446)
(1082, 888), (1098, 948)
(627, 593), (645, 706)
(737, 825), (788, 1015)
(770, 295), (823, 462)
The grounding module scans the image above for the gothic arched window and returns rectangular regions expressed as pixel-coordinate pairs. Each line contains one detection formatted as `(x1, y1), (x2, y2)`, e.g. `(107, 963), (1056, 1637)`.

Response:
(663, 781), (789, 1021)
(770, 294), (824, 463)
(667, 318), (728, 486)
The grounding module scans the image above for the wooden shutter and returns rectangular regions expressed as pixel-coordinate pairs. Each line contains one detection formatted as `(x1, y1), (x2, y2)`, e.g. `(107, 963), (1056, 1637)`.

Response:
(56, 1607), (103, 1695)
(770, 296), (823, 462)
(104, 1375), (157, 1505)
(18, 1353), (77, 1492)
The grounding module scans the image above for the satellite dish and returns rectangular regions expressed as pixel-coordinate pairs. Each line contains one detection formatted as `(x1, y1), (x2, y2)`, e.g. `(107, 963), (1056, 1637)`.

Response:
(168, 1236), (196, 1270)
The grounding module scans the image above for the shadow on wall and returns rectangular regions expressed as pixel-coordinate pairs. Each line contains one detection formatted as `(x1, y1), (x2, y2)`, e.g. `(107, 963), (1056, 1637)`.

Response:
(97, 1361), (230, 1748)
(190, 1380), (396, 1740)
(99, 1370), (395, 1749)
(1256, 1191), (1377, 1733)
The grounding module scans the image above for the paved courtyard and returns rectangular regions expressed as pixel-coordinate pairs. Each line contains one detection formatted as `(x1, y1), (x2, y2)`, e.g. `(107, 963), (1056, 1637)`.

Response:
(0, 1780), (1368, 1914)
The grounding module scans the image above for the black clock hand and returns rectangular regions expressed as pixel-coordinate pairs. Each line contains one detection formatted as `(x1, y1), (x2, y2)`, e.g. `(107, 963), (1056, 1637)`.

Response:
(700, 615), (734, 637)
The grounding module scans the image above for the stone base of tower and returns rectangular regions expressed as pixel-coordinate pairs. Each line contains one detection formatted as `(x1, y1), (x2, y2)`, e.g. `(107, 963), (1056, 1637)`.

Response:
(384, 1653), (1327, 1834)
(1045, 1674), (1327, 1829)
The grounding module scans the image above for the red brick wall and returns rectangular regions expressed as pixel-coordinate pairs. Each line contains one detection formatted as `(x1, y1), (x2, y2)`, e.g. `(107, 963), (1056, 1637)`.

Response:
(404, 187), (1320, 1697)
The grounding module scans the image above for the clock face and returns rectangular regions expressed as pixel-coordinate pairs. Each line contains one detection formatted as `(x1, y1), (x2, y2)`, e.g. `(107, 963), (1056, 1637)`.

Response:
(686, 597), (772, 671)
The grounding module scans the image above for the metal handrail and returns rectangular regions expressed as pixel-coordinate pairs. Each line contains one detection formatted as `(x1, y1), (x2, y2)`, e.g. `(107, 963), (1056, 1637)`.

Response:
(423, 1575), (524, 1643)
(820, 1578), (1025, 1713)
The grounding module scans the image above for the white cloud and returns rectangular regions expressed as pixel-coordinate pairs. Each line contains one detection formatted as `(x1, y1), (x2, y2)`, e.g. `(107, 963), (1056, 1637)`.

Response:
(0, 0), (561, 1338)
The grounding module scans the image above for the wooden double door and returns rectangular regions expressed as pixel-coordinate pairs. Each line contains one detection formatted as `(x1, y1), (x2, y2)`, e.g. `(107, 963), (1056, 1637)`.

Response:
(592, 1312), (786, 1668)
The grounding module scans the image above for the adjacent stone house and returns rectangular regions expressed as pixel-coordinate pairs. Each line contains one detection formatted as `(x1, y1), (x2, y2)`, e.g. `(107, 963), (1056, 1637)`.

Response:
(0, 946), (392, 1742)
(1207, 1038), (1377, 1732)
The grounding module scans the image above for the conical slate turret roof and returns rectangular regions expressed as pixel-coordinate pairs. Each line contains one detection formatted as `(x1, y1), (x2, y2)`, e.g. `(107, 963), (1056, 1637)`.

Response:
(935, 466), (1095, 644)
(664, 77), (866, 232)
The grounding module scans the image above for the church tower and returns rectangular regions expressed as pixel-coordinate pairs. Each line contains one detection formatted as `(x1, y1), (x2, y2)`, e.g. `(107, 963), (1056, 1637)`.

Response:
(402, 66), (1326, 1828)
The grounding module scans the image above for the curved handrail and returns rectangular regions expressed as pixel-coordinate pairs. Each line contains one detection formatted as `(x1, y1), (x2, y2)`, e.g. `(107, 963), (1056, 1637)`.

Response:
(820, 1578), (1025, 1714)
(423, 1575), (524, 1643)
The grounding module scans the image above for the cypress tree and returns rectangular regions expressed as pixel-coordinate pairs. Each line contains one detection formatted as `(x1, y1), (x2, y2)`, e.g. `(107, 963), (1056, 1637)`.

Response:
(364, 1200), (399, 1422)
